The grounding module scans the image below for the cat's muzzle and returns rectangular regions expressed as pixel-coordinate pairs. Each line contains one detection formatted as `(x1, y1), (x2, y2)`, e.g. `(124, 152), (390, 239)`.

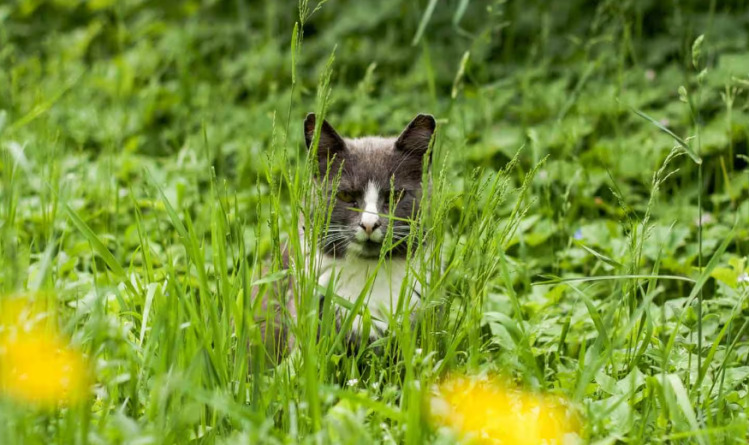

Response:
(350, 227), (385, 257)
(354, 226), (384, 243)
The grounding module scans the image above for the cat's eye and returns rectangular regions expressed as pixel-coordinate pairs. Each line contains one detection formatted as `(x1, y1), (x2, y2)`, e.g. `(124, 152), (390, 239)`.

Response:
(337, 191), (357, 204)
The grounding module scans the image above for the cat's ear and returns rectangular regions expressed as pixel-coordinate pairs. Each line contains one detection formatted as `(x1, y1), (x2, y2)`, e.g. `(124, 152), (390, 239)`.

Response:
(395, 114), (436, 161)
(304, 113), (345, 155)
(304, 113), (346, 177)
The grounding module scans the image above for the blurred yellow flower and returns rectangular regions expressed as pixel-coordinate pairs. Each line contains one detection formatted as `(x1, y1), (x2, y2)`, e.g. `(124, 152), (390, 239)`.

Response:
(432, 375), (581, 444)
(0, 296), (89, 407)
(1, 296), (40, 327)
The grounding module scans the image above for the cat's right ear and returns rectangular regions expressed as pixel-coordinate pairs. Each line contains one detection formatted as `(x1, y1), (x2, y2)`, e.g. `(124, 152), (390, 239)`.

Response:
(395, 114), (436, 160)
(304, 113), (345, 155)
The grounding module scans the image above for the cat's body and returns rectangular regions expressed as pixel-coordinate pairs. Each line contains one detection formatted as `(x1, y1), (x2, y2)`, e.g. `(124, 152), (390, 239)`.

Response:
(254, 114), (435, 363)
(316, 249), (420, 337)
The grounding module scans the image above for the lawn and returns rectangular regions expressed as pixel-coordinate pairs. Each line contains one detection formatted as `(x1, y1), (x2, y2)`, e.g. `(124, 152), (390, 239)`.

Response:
(1, 0), (748, 443)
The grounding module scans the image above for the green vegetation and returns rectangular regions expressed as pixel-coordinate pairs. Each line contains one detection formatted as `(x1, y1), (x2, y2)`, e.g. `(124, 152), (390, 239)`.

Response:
(1, 0), (748, 443)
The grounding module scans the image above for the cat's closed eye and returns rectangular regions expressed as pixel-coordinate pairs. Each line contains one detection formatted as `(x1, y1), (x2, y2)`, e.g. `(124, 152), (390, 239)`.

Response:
(336, 190), (358, 204)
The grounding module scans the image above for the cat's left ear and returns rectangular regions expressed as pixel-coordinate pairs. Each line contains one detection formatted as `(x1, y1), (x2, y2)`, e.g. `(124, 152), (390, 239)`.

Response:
(395, 114), (436, 163)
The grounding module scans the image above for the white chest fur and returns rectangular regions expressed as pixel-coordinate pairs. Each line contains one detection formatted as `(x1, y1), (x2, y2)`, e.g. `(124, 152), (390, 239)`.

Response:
(317, 254), (420, 336)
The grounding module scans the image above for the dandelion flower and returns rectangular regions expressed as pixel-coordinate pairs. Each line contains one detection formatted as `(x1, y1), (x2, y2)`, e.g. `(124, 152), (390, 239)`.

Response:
(432, 375), (580, 444)
(0, 296), (89, 407)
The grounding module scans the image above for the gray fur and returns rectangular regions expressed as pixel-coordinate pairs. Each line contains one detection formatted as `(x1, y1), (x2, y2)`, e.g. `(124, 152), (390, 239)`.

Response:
(304, 114), (435, 258)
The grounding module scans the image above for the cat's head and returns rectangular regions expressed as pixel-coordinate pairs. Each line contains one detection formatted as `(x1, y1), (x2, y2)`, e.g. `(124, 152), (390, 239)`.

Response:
(304, 113), (436, 258)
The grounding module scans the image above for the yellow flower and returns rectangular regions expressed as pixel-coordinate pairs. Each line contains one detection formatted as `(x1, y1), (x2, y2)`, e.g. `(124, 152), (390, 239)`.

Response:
(432, 375), (581, 444)
(0, 296), (89, 407)
(1, 296), (39, 327)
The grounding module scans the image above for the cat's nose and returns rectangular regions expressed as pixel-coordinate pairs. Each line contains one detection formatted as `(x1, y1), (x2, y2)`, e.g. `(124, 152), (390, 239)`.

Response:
(359, 220), (381, 235)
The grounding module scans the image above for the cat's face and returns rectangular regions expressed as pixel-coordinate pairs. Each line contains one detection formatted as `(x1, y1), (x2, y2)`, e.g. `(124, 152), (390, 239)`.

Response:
(304, 114), (435, 258)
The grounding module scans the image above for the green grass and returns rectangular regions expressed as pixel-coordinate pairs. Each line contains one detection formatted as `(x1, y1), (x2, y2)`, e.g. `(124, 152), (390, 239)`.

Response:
(1, 0), (749, 443)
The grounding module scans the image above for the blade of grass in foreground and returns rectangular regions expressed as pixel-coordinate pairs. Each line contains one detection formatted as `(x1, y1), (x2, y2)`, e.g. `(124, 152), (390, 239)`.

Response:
(412, 0), (438, 46)
(533, 274), (696, 285)
(64, 204), (137, 296)
(628, 106), (702, 165)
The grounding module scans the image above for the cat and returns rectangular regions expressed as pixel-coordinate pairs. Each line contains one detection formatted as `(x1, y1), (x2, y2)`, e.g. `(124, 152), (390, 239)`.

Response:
(254, 113), (435, 363)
